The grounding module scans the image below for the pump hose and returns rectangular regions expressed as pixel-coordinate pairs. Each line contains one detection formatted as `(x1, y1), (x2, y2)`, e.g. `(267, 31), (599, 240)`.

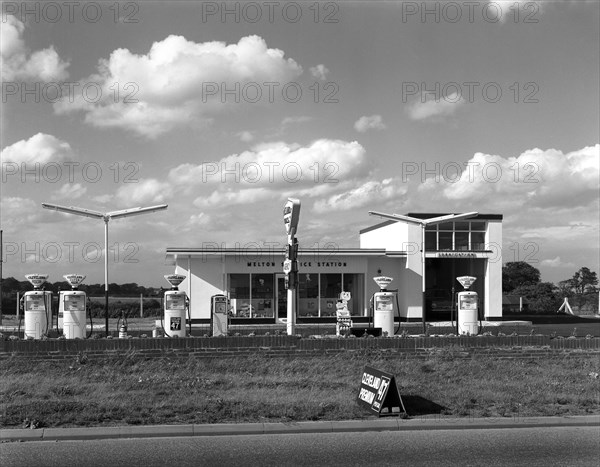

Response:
(161, 313), (167, 337)
(86, 301), (93, 339)
(395, 291), (401, 335)
(160, 293), (169, 338)
(44, 293), (51, 337)
(187, 302), (192, 337)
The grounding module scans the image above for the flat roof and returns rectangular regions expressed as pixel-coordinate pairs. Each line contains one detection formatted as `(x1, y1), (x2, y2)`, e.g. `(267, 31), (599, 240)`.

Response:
(165, 247), (396, 264)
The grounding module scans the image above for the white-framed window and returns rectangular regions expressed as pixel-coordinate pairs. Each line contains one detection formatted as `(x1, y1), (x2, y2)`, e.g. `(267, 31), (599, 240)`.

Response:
(425, 222), (487, 251)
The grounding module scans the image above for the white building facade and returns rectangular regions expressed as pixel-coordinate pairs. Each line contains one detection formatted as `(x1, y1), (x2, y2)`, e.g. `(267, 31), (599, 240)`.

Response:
(165, 213), (503, 324)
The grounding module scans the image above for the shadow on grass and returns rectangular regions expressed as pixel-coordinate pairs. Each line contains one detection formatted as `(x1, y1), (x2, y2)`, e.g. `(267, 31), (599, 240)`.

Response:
(401, 395), (447, 417)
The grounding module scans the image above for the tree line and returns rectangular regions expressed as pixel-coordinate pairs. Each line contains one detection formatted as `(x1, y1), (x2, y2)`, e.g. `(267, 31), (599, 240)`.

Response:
(503, 263), (598, 314)
(0, 278), (165, 318)
(0, 278), (162, 297)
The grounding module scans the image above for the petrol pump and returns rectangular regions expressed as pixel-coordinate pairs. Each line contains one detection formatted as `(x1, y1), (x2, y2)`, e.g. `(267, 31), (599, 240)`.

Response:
(371, 276), (398, 337)
(456, 276), (479, 335)
(163, 274), (190, 338)
(21, 274), (53, 339)
(58, 274), (90, 339)
(211, 294), (229, 337)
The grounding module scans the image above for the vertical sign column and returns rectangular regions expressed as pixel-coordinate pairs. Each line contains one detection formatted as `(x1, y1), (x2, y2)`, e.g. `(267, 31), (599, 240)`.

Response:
(283, 198), (301, 336)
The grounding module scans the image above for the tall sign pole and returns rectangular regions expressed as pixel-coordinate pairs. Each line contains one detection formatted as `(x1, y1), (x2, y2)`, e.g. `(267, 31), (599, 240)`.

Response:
(283, 198), (301, 336)
(104, 217), (109, 336)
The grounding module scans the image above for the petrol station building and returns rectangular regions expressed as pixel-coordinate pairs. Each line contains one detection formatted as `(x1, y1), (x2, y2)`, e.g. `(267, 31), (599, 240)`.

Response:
(165, 213), (503, 325)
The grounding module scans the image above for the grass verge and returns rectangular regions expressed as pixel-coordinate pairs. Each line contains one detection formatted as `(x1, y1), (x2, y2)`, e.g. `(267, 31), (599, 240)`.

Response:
(1, 351), (599, 429)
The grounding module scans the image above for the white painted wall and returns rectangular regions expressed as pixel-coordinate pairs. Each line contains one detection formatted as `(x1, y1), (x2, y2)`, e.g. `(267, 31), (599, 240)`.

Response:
(485, 220), (503, 319)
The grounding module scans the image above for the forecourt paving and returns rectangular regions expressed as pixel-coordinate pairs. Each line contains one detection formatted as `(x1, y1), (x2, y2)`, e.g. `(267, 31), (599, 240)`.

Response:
(1, 416), (598, 443)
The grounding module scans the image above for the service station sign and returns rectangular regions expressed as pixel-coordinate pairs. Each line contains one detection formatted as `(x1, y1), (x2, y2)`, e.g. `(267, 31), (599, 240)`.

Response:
(283, 198), (301, 236)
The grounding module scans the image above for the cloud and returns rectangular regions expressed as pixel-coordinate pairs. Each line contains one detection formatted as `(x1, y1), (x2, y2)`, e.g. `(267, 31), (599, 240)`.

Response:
(52, 183), (88, 200)
(193, 188), (274, 208)
(237, 131), (254, 142)
(405, 144), (598, 277)
(541, 257), (575, 268)
(428, 144), (600, 210)
(313, 178), (407, 213)
(168, 139), (367, 189)
(0, 15), (69, 81)
(354, 115), (386, 133)
(1, 133), (75, 164)
(492, 1), (546, 22)
(309, 64), (329, 80)
(115, 178), (173, 205)
(91, 194), (114, 204)
(53, 35), (303, 138)
(180, 213), (213, 233)
(406, 92), (465, 121)
(0, 197), (40, 232)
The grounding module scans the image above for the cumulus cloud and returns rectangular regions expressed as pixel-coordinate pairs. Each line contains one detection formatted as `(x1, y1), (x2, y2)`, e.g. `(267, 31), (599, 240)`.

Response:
(406, 92), (465, 121)
(193, 188), (274, 208)
(180, 212), (213, 233)
(92, 194), (114, 204)
(52, 183), (87, 200)
(237, 131), (254, 142)
(0, 197), (40, 232)
(115, 178), (173, 204)
(313, 178), (407, 213)
(492, 1), (545, 22)
(354, 115), (386, 133)
(426, 144), (600, 210)
(309, 64), (329, 80)
(169, 139), (367, 189)
(1, 133), (75, 164)
(0, 15), (69, 81)
(53, 35), (303, 138)
(541, 257), (575, 268)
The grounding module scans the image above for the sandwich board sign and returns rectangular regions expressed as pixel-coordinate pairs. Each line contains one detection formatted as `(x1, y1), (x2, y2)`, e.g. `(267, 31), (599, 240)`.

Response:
(357, 366), (406, 416)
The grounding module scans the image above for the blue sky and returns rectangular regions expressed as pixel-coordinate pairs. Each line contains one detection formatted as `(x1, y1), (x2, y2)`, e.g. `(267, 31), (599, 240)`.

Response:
(1, 0), (599, 287)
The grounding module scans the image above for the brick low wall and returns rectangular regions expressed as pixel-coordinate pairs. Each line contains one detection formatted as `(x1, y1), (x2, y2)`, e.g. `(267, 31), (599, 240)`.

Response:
(1, 335), (599, 360)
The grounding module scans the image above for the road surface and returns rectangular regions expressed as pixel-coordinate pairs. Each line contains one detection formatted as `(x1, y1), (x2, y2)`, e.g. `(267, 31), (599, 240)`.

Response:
(2, 426), (598, 466)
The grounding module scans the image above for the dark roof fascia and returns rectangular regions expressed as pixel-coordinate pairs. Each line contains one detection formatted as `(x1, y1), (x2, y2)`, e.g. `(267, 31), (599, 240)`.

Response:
(406, 213), (503, 221)
(166, 247), (389, 257)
